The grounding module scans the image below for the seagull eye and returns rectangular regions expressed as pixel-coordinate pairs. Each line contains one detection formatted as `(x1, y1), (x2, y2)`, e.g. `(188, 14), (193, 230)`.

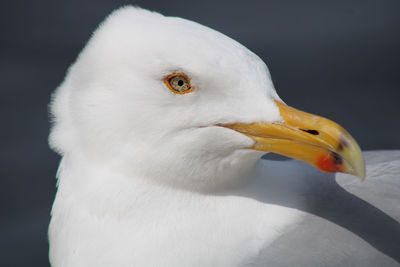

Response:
(165, 73), (193, 94)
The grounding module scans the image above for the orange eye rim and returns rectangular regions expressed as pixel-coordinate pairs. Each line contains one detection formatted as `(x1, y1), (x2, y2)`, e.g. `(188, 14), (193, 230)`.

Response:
(164, 73), (194, 94)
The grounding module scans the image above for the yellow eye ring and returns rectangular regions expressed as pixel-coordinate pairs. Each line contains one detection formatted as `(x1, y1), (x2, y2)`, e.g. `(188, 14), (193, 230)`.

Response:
(165, 73), (193, 94)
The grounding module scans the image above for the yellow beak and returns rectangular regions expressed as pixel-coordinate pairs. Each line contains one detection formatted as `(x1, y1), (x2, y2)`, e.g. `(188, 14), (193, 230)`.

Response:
(222, 101), (366, 180)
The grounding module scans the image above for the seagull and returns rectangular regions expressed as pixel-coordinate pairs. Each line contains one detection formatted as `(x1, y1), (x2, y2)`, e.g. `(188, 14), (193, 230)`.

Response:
(48, 6), (400, 267)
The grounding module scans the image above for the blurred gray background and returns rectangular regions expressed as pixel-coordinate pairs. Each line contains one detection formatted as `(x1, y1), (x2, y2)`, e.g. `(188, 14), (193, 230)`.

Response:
(1, 0), (399, 266)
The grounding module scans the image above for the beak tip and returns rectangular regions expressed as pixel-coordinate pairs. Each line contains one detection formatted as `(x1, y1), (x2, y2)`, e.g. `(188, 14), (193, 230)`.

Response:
(352, 145), (366, 182)
(354, 169), (366, 181)
(347, 155), (366, 181)
(356, 162), (366, 182)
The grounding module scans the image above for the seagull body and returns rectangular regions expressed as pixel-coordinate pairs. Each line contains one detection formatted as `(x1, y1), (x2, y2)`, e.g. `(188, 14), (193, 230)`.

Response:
(48, 7), (400, 266)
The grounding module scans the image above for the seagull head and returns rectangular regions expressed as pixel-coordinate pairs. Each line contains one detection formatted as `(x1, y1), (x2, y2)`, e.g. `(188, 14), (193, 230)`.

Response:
(50, 7), (365, 190)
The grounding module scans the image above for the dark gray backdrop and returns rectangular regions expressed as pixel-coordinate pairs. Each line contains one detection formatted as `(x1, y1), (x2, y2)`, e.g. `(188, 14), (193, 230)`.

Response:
(1, 0), (399, 266)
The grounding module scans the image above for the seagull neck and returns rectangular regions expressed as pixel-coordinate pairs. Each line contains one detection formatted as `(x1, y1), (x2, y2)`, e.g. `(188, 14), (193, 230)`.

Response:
(56, 152), (203, 219)
(58, 149), (263, 206)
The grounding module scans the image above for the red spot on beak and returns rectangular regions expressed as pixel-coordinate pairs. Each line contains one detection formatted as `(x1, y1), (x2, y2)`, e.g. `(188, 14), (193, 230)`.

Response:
(316, 154), (342, 173)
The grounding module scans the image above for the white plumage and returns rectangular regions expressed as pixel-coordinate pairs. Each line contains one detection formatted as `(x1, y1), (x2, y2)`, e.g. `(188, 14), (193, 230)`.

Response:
(49, 6), (400, 267)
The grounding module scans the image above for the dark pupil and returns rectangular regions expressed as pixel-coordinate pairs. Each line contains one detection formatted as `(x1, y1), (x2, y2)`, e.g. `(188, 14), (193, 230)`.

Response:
(177, 80), (184, 86)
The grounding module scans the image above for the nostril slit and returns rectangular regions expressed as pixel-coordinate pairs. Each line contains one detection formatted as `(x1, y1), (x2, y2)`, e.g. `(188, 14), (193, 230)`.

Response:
(300, 129), (319, 135)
